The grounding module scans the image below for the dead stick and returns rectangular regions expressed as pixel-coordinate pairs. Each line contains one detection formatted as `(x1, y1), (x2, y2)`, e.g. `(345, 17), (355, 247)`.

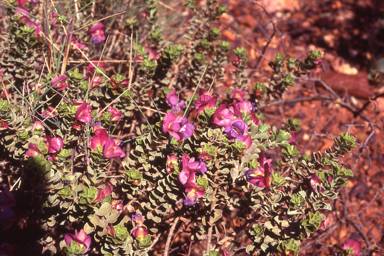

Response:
(164, 217), (180, 256)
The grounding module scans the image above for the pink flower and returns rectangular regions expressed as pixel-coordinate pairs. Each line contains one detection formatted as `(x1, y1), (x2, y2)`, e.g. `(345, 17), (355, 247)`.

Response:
(88, 23), (105, 45)
(109, 77), (129, 89)
(41, 106), (57, 119)
(313, 58), (324, 71)
(25, 143), (42, 156)
(25, 21), (42, 40)
(70, 35), (85, 50)
(87, 75), (103, 90)
(75, 102), (92, 123)
(166, 155), (178, 174)
(224, 118), (249, 142)
(132, 213), (144, 225)
(162, 112), (195, 142)
(287, 132), (296, 145)
(195, 93), (217, 115)
(46, 136), (63, 154)
(111, 200), (123, 211)
(32, 121), (44, 132)
(135, 47), (160, 62)
(108, 106), (122, 121)
(244, 152), (272, 188)
(87, 60), (106, 75)
(179, 154), (207, 185)
(343, 238), (361, 256)
(242, 135), (252, 150)
(103, 138), (125, 158)
(64, 229), (91, 254)
(179, 167), (205, 206)
(15, 6), (30, 22)
(236, 100), (253, 117)
(229, 89), (244, 102)
(212, 104), (240, 127)
(93, 183), (112, 203)
(50, 12), (58, 27)
(165, 90), (185, 112)
(310, 174), (323, 191)
(51, 75), (67, 91)
(16, 0), (33, 7)
(29, 82), (43, 94)
(89, 129), (109, 150)
(251, 112), (261, 126)
(184, 186), (205, 206)
(234, 57), (242, 65)
(132, 226), (148, 240)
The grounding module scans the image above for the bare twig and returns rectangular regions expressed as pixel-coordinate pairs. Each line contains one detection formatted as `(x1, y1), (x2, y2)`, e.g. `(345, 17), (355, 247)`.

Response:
(206, 189), (217, 254)
(164, 217), (180, 256)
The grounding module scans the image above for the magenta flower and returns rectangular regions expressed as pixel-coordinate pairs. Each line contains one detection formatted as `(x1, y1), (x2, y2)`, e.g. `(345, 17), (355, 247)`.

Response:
(110, 77), (129, 89)
(244, 152), (272, 188)
(236, 100), (253, 117)
(25, 142), (42, 156)
(135, 47), (160, 62)
(87, 75), (103, 90)
(32, 121), (44, 133)
(25, 21), (42, 40)
(132, 213), (144, 225)
(89, 129), (109, 150)
(41, 106), (57, 119)
(343, 238), (361, 256)
(64, 229), (91, 254)
(250, 112), (261, 126)
(15, 6), (30, 22)
(51, 75), (67, 91)
(75, 102), (92, 123)
(198, 145), (215, 161)
(242, 135), (252, 150)
(111, 200), (123, 211)
(70, 35), (85, 50)
(46, 136), (63, 154)
(162, 112), (195, 142)
(229, 89), (244, 102)
(212, 104), (241, 127)
(132, 226), (149, 240)
(310, 174), (323, 191)
(195, 93), (217, 115)
(87, 60), (106, 75)
(88, 23), (105, 45)
(93, 183), (112, 203)
(103, 138), (125, 158)
(179, 169), (205, 206)
(50, 12), (58, 27)
(224, 118), (249, 142)
(166, 155), (178, 174)
(313, 58), (324, 71)
(30, 82), (43, 94)
(165, 90), (185, 112)
(287, 132), (296, 145)
(179, 154), (207, 185)
(184, 186), (205, 206)
(16, 0), (33, 7)
(108, 106), (122, 121)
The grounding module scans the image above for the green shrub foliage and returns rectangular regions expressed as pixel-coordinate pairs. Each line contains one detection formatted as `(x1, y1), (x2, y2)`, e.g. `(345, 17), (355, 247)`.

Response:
(0, 0), (356, 255)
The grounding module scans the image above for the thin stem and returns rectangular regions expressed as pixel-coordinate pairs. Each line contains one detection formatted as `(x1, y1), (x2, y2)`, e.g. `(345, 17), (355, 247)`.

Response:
(164, 217), (180, 256)
(206, 188), (217, 254)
